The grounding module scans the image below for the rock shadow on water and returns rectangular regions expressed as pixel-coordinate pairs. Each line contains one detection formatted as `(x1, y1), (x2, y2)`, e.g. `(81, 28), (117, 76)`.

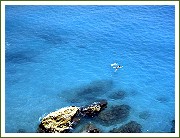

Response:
(58, 80), (113, 104)
(97, 104), (131, 126)
(109, 121), (142, 133)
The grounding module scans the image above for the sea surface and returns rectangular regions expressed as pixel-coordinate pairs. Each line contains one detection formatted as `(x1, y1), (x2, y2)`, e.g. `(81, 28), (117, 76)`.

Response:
(5, 5), (175, 133)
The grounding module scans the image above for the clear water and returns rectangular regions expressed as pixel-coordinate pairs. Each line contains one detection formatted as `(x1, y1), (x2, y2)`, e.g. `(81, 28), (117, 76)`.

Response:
(5, 5), (175, 133)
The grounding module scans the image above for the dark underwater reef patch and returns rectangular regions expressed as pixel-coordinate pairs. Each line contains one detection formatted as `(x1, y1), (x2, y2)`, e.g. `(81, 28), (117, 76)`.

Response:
(37, 33), (64, 45)
(5, 51), (37, 64)
(79, 122), (101, 133)
(156, 96), (169, 103)
(77, 80), (114, 96)
(171, 120), (175, 133)
(17, 129), (26, 133)
(34, 28), (69, 46)
(109, 121), (142, 133)
(139, 111), (151, 120)
(58, 80), (114, 104)
(108, 89), (126, 100)
(97, 104), (131, 126)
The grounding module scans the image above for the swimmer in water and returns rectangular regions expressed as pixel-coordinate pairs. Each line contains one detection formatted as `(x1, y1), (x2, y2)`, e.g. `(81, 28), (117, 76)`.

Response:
(111, 63), (123, 72)
(114, 65), (123, 72)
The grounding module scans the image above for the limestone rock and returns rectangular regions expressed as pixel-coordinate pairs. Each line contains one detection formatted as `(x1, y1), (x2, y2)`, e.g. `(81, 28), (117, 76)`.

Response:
(37, 100), (108, 133)
(38, 106), (80, 133)
(80, 100), (107, 117)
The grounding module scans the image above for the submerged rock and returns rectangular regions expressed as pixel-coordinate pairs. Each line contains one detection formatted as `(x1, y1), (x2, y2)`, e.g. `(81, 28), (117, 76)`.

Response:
(98, 104), (130, 125)
(109, 121), (142, 133)
(17, 129), (26, 133)
(171, 120), (175, 133)
(156, 96), (168, 103)
(80, 122), (101, 133)
(59, 80), (113, 104)
(108, 90), (126, 100)
(139, 111), (151, 120)
(80, 100), (108, 117)
(38, 106), (80, 133)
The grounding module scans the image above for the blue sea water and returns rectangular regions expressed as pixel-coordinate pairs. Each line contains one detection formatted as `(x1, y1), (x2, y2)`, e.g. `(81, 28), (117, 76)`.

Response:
(5, 5), (175, 133)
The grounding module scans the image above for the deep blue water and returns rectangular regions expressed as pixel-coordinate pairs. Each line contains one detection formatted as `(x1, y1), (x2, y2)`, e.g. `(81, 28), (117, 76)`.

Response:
(5, 5), (175, 133)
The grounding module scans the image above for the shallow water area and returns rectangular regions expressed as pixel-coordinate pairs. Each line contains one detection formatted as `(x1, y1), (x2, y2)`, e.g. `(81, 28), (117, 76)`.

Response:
(5, 5), (175, 133)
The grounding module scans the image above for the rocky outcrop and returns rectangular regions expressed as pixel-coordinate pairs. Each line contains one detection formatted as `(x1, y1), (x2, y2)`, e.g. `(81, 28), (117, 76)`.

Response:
(80, 100), (107, 117)
(38, 106), (80, 133)
(109, 121), (142, 133)
(38, 100), (107, 133)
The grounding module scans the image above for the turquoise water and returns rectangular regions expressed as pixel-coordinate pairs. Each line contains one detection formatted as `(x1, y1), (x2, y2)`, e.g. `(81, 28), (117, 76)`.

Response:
(5, 5), (175, 133)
